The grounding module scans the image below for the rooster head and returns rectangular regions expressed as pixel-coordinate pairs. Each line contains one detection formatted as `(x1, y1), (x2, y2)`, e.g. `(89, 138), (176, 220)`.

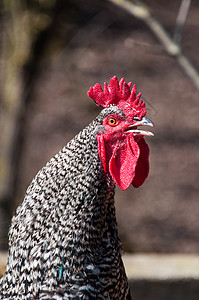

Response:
(88, 76), (154, 190)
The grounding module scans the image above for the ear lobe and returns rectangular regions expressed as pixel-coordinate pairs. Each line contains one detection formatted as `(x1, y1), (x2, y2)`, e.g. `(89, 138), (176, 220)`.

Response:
(109, 136), (140, 190)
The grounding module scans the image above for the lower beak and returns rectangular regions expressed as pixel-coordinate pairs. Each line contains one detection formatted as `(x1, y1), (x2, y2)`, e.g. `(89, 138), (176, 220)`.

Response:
(126, 117), (154, 137)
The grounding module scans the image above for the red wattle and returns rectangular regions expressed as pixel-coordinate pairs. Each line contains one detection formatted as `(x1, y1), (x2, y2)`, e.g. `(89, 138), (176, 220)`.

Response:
(97, 134), (150, 190)
(109, 136), (140, 190)
(132, 138), (149, 188)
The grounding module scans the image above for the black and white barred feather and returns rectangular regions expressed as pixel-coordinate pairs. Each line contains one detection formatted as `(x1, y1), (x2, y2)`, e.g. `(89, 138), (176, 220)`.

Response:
(0, 106), (131, 299)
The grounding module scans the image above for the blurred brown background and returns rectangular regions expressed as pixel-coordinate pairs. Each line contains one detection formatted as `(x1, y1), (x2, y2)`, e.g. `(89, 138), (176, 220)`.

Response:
(0, 0), (199, 253)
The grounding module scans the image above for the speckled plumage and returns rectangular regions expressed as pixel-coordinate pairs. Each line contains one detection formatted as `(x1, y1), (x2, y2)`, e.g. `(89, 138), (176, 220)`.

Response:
(0, 106), (132, 299)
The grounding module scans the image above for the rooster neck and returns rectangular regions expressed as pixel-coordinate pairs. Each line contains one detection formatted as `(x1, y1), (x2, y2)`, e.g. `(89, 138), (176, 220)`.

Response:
(54, 120), (119, 250)
(1, 113), (128, 299)
(8, 118), (120, 266)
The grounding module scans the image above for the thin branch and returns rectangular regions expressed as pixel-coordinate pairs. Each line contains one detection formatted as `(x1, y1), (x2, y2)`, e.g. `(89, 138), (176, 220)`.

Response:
(173, 0), (191, 45)
(108, 0), (199, 91)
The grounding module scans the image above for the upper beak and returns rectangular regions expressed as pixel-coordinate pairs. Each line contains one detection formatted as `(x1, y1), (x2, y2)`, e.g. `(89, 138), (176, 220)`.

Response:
(126, 117), (154, 137)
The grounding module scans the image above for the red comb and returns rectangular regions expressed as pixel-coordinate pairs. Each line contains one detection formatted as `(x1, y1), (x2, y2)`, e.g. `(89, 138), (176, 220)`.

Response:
(87, 76), (146, 115)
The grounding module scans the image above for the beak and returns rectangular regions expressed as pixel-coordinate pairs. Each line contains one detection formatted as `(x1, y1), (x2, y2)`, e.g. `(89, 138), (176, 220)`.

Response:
(126, 117), (154, 137)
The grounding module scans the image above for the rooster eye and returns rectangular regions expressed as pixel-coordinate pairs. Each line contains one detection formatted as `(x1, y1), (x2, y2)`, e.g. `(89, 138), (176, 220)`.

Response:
(108, 117), (118, 126)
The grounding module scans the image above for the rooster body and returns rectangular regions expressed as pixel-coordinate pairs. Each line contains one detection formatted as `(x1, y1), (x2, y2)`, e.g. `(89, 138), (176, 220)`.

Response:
(0, 77), (153, 299)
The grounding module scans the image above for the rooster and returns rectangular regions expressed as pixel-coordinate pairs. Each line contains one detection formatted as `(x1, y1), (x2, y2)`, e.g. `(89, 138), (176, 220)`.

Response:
(0, 76), (153, 299)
